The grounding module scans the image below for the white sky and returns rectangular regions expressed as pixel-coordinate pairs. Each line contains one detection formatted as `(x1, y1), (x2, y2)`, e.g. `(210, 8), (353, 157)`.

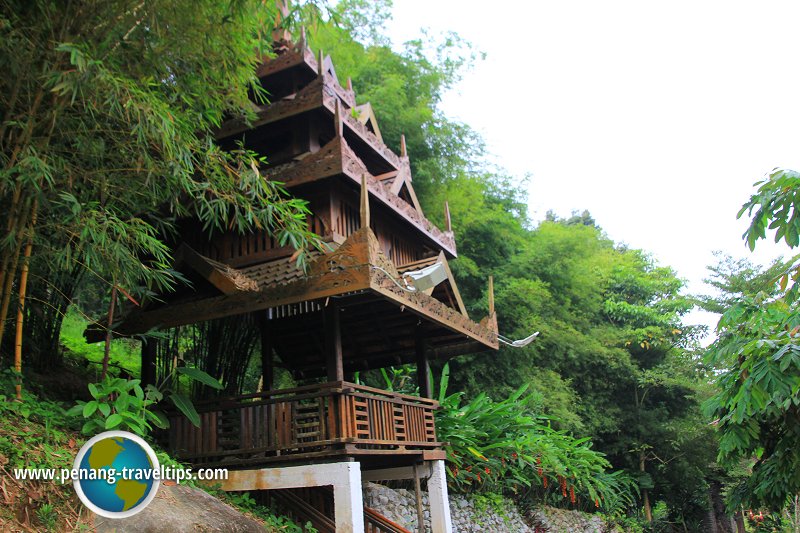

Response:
(387, 0), (800, 340)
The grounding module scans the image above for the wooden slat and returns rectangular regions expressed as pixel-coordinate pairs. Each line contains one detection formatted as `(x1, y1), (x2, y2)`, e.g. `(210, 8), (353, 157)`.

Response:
(169, 381), (442, 467)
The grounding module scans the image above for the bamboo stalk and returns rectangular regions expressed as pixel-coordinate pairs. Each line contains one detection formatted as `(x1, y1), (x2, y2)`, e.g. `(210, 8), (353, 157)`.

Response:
(4, 85), (45, 173)
(13, 200), (37, 401)
(0, 238), (24, 354)
(0, 74), (23, 148)
(101, 284), (117, 380)
(0, 200), (33, 352)
(0, 187), (26, 292)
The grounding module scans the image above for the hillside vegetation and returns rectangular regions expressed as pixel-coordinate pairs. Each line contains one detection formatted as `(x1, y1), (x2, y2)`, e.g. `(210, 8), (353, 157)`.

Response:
(2, 1), (800, 532)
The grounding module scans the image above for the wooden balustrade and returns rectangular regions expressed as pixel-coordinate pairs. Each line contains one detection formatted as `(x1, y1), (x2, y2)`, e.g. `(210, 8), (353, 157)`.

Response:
(168, 381), (440, 467)
(265, 487), (411, 533)
(364, 507), (412, 533)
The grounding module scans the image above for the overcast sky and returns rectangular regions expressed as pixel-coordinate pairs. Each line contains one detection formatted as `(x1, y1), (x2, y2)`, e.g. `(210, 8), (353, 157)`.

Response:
(387, 0), (800, 338)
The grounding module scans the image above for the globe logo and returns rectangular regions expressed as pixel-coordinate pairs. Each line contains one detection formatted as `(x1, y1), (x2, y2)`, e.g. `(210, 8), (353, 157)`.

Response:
(72, 431), (161, 518)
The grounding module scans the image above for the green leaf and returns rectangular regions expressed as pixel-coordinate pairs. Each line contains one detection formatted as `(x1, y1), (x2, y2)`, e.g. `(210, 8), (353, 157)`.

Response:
(147, 410), (170, 429)
(87, 383), (99, 399)
(98, 403), (111, 417)
(438, 363), (450, 403)
(65, 403), (84, 417)
(467, 446), (488, 461)
(145, 384), (163, 402)
(105, 414), (123, 429)
(170, 392), (201, 427)
(115, 393), (130, 411)
(83, 401), (99, 418)
(176, 366), (223, 390)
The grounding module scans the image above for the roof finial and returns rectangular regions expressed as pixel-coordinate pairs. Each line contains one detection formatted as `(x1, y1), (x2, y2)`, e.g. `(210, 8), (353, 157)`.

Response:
(334, 99), (343, 137)
(298, 26), (307, 49)
(347, 77), (353, 92)
(400, 134), (407, 158)
(444, 201), (452, 233)
(360, 174), (371, 229)
(318, 49), (324, 76)
(275, 0), (290, 21)
(488, 276), (495, 316)
(272, 0), (292, 42)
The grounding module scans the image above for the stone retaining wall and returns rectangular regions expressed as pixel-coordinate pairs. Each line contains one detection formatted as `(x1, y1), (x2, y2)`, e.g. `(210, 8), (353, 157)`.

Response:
(363, 482), (622, 533)
(527, 506), (623, 533)
(363, 482), (532, 532)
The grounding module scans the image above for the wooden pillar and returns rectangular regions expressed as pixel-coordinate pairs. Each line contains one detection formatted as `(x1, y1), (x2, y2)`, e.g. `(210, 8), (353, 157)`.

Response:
(416, 331), (431, 398)
(324, 304), (343, 382)
(141, 338), (157, 388)
(259, 311), (274, 391)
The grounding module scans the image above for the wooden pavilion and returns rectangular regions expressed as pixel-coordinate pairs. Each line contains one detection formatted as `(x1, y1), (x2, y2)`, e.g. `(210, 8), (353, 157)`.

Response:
(104, 27), (499, 533)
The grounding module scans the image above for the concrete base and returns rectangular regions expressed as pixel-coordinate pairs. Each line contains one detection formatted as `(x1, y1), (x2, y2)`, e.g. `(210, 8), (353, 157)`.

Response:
(222, 461), (365, 533)
(363, 460), (453, 533)
(428, 460), (453, 533)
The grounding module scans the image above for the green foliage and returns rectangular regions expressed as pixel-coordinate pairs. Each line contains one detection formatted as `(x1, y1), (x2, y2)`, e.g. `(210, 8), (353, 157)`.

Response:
(704, 294), (800, 509)
(435, 364), (638, 514)
(740, 168), (800, 250)
(703, 171), (800, 510)
(0, 0), (320, 373)
(443, 214), (707, 521)
(66, 376), (163, 436)
(66, 365), (222, 436)
(698, 253), (792, 314)
(35, 503), (58, 531)
(0, 368), (78, 472)
(59, 307), (140, 376)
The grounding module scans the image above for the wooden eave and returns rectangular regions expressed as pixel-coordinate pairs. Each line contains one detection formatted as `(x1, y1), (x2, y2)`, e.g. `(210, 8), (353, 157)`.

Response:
(255, 46), (357, 108)
(261, 135), (456, 256)
(255, 45), (316, 79)
(173, 244), (258, 295)
(214, 75), (400, 171)
(398, 252), (468, 317)
(112, 228), (497, 355)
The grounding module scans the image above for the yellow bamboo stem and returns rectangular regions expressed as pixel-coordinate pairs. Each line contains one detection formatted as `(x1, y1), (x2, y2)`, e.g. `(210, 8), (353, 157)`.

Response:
(14, 200), (37, 401)
(101, 285), (117, 381)
(0, 199), (32, 352)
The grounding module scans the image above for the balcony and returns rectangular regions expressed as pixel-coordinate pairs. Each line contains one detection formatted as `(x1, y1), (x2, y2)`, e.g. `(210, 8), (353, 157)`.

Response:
(167, 381), (443, 469)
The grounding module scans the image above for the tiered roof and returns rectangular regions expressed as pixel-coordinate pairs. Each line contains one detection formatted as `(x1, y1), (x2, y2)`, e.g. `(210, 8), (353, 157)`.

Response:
(105, 33), (499, 376)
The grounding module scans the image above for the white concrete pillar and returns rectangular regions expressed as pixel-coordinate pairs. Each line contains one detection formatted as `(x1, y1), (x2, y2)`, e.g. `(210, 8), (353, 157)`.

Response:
(221, 461), (365, 533)
(333, 462), (365, 533)
(428, 460), (453, 533)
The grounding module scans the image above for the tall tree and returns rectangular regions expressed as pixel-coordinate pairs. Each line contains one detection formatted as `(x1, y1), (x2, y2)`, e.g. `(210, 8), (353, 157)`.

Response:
(0, 1), (318, 390)
(704, 168), (800, 510)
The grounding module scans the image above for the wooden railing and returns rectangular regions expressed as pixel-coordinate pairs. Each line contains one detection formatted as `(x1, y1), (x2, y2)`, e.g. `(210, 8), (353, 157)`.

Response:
(266, 487), (412, 533)
(364, 507), (413, 533)
(271, 489), (335, 532)
(167, 381), (440, 467)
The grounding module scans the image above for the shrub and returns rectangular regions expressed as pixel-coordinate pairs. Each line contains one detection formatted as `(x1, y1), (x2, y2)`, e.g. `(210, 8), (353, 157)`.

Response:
(435, 363), (637, 514)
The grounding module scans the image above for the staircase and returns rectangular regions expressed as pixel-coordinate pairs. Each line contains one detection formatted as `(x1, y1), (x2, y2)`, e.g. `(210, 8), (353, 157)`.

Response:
(266, 486), (413, 533)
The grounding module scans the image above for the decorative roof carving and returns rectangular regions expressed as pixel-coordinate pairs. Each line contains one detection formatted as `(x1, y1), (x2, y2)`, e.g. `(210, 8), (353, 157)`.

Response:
(112, 228), (495, 350)
(259, 135), (457, 255)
